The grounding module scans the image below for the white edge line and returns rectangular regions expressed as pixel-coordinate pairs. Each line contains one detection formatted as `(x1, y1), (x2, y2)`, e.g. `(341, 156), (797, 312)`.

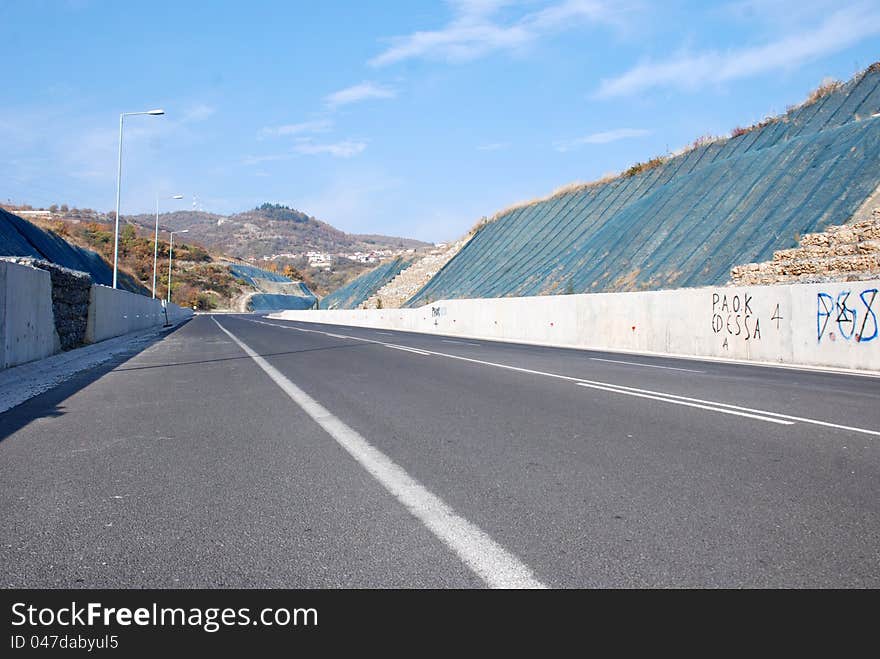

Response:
(212, 317), (545, 589)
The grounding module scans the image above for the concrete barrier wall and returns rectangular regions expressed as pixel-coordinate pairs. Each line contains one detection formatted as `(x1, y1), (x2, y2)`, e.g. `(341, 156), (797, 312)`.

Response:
(0, 261), (59, 369)
(0, 262), (195, 370)
(86, 285), (193, 343)
(271, 279), (880, 372)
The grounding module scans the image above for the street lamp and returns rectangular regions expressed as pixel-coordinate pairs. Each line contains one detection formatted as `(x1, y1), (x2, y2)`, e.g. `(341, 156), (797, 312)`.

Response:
(112, 108), (165, 289)
(153, 194), (184, 298)
(167, 229), (188, 304)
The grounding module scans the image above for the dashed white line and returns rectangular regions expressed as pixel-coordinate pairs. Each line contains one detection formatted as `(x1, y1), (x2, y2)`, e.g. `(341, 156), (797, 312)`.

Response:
(442, 339), (480, 346)
(590, 357), (703, 373)
(214, 317), (546, 589)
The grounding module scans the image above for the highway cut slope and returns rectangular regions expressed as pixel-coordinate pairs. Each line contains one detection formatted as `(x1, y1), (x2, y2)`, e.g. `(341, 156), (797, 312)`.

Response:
(1, 314), (878, 587)
(400, 65), (880, 305)
(0, 208), (147, 294)
(320, 256), (412, 310)
(228, 263), (317, 311)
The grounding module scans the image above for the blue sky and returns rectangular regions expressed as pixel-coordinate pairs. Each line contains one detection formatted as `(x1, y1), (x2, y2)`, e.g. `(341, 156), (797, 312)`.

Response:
(2, 1), (879, 242)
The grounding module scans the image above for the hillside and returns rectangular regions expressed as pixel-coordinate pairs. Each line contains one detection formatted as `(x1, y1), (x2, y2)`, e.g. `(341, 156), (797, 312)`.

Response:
(402, 64), (880, 306)
(0, 208), (147, 294)
(125, 203), (430, 260)
(0, 208), (259, 309)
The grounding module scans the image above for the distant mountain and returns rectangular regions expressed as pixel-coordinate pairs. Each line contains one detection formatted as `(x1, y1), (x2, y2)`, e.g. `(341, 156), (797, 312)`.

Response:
(125, 203), (430, 260)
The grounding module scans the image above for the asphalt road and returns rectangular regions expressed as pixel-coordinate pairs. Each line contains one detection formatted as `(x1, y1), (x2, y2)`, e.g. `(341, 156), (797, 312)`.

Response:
(1, 313), (879, 587)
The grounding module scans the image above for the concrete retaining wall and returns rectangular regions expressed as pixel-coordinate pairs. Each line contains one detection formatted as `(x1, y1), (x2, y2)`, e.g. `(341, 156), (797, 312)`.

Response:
(0, 261), (194, 370)
(270, 279), (880, 372)
(86, 285), (193, 343)
(0, 260), (59, 368)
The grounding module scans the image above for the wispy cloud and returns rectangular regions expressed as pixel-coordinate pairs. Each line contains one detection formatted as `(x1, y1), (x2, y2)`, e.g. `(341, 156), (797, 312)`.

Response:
(243, 139), (367, 164)
(596, 3), (880, 98)
(325, 82), (396, 108)
(370, 0), (616, 66)
(182, 104), (216, 123)
(293, 140), (367, 157)
(477, 141), (510, 151)
(242, 153), (291, 166)
(554, 128), (650, 151)
(258, 119), (333, 139)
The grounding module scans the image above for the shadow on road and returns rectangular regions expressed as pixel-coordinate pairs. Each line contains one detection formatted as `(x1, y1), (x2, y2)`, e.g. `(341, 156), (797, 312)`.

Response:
(0, 322), (191, 445)
(108, 340), (373, 373)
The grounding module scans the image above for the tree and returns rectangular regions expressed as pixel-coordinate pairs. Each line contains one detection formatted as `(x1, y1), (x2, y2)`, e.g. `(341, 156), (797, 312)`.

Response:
(121, 224), (137, 243)
(282, 264), (301, 280)
(48, 204), (58, 213)
(60, 204), (69, 213)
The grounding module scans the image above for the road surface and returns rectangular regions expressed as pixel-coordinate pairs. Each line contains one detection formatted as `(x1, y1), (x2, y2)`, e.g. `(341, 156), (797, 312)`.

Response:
(1, 314), (878, 587)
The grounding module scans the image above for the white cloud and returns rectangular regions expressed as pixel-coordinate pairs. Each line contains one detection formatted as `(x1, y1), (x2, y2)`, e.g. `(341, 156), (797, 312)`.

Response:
(370, 0), (614, 66)
(182, 104), (216, 123)
(293, 140), (368, 157)
(596, 3), (880, 98)
(242, 153), (291, 166)
(554, 128), (650, 151)
(324, 82), (396, 108)
(243, 139), (367, 164)
(477, 141), (510, 151)
(258, 119), (333, 139)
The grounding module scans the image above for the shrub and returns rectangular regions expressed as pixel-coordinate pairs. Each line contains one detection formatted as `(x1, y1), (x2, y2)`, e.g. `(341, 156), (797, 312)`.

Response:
(805, 78), (843, 106)
(623, 155), (665, 178)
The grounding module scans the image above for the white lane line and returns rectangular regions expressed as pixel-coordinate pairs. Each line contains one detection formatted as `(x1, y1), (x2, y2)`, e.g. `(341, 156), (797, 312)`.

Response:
(213, 318), (545, 589)
(575, 383), (793, 425)
(385, 344), (431, 356)
(590, 357), (703, 373)
(588, 380), (880, 438)
(238, 318), (880, 437)
(376, 332), (395, 336)
(442, 339), (480, 346)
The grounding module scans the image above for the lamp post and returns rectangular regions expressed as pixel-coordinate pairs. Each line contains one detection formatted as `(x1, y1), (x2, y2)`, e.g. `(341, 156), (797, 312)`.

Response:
(167, 229), (188, 304)
(153, 194), (184, 299)
(113, 108), (165, 289)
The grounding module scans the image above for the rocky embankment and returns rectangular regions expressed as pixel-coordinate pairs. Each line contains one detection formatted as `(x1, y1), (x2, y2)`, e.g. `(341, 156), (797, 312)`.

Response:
(731, 208), (880, 286)
(363, 236), (472, 309)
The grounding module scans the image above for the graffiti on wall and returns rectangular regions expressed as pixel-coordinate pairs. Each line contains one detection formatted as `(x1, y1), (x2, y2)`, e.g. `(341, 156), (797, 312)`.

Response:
(711, 292), (771, 349)
(817, 288), (878, 343)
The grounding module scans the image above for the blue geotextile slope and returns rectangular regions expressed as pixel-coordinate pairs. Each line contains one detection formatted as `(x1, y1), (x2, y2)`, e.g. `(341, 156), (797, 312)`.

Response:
(320, 257), (412, 310)
(0, 209), (147, 293)
(407, 66), (880, 306)
(249, 291), (317, 311)
(228, 264), (317, 310)
(228, 263), (292, 285)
